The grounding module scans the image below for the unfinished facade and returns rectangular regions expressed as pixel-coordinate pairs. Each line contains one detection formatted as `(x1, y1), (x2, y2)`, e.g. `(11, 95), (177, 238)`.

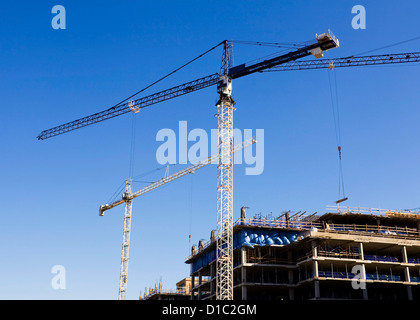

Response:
(185, 207), (420, 300)
(141, 278), (199, 300)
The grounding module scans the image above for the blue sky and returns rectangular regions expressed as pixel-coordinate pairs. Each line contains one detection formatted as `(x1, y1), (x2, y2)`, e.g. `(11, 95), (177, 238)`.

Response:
(1, 1), (420, 299)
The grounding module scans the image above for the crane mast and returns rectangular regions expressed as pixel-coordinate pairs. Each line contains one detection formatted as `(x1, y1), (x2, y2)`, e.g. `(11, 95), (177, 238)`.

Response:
(215, 41), (235, 300)
(119, 180), (133, 300)
(214, 33), (339, 300)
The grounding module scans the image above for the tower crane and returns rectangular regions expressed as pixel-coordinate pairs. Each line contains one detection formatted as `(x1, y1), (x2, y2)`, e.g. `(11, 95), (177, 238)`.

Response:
(37, 29), (420, 299)
(37, 32), (340, 141)
(38, 31), (339, 300)
(101, 138), (256, 300)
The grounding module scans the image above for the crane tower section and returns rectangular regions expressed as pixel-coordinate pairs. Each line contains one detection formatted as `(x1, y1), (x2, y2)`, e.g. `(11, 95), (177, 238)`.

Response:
(216, 41), (235, 300)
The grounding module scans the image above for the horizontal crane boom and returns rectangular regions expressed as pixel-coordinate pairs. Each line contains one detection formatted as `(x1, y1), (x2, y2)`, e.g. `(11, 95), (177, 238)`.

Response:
(228, 32), (339, 79)
(261, 51), (420, 72)
(37, 73), (220, 140)
(99, 137), (257, 216)
(37, 32), (339, 141)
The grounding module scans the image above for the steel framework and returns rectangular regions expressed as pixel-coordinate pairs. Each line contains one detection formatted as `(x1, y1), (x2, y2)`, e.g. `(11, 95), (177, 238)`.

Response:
(215, 41), (235, 300)
(100, 137), (256, 299)
(118, 180), (133, 300)
(40, 32), (375, 300)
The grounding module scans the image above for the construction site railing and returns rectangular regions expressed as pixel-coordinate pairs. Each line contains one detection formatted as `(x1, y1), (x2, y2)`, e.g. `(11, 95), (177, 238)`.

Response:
(298, 271), (406, 283)
(325, 223), (418, 237)
(186, 217), (419, 261)
(235, 217), (323, 230)
(326, 205), (420, 216)
(143, 287), (190, 299)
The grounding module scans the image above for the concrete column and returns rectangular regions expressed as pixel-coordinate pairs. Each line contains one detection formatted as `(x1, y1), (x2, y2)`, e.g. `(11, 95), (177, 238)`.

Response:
(210, 263), (215, 296)
(241, 285), (247, 300)
(285, 248), (295, 300)
(241, 266), (247, 300)
(241, 248), (247, 300)
(311, 241), (322, 299)
(402, 245), (412, 300)
(312, 240), (318, 258)
(288, 269), (294, 284)
(313, 260), (319, 278)
(402, 245), (408, 263)
(358, 242), (364, 260)
(361, 264), (368, 300)
(198, 271), (202, 300)
(362, 289), (368, 300)
(362, 264), (368, 300)
(404, 267), (411, 282)
(288, 269), (294, 300)
(314, 280), (320, 299)
(313, 250), (319, 300)
(191, 275), (195, 300)
(356, 242), (368, 300)
(312, 240), (319, 281)
(241, 247), (247, 265)
(407, 286), (413, 300)
(313, 241), (321, 299)
(288, 287), (295, 300)
(404, 267), (411, 283)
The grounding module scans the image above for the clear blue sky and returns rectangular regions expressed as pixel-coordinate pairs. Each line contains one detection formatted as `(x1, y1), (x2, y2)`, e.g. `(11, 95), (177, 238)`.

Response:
(1, 1), (420, 299)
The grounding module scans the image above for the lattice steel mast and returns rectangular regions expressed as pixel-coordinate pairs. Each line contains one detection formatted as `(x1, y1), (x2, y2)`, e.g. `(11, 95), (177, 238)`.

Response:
(215, 41), (234, 300)
(118, 180), (133, 300)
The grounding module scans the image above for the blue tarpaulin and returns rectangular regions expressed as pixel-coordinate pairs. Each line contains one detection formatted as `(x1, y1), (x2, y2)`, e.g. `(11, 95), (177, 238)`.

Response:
(191, 228), (303, 273)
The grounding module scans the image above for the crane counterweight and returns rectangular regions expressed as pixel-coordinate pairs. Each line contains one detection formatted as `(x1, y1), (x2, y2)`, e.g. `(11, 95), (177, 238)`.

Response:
(311, 32), (339, 58)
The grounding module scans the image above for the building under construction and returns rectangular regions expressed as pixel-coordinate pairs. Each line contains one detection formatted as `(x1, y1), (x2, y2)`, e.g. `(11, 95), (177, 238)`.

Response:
(145, 206), (420, 300)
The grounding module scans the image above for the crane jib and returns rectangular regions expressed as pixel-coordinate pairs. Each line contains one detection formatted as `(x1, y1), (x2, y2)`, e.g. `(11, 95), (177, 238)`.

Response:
(262, 52), (420, 72)
(37, 35), (340, 141)
(37, 73), (220, 140)
(228, 39), (337, 79)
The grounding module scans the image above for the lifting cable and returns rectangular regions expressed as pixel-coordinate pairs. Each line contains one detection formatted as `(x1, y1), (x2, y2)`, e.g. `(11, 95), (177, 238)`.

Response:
(107, 164), (178, 204)
(232, 39), (313, 49)
(327, 68), (347, 204)
(353, 35), (420, 56)
(123, 41), (224, 180)
(231, 39), (313, 68)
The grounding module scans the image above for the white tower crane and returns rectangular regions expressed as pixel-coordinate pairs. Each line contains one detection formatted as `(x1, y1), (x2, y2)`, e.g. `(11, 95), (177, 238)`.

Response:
(99, 138), (256, 300)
